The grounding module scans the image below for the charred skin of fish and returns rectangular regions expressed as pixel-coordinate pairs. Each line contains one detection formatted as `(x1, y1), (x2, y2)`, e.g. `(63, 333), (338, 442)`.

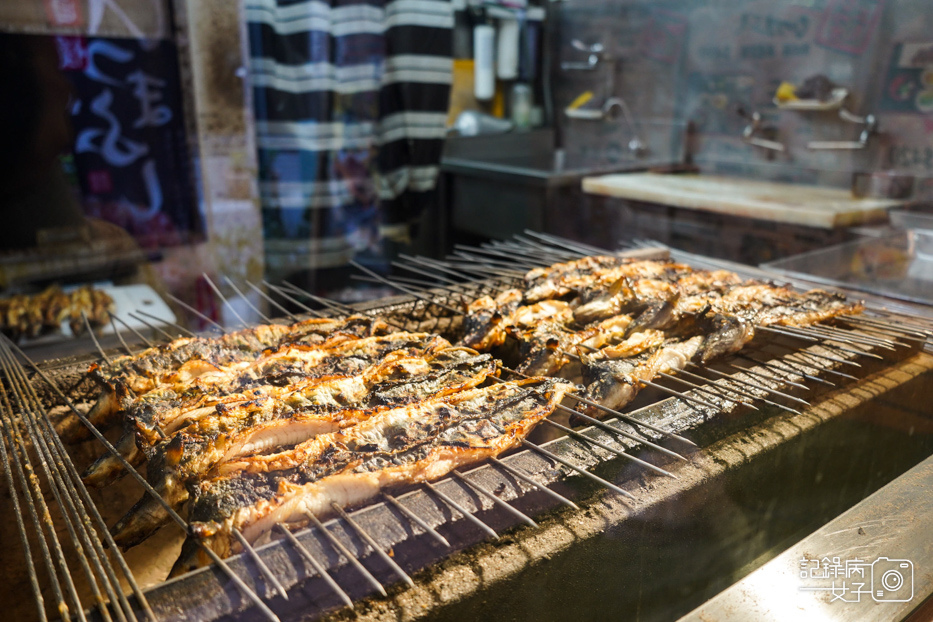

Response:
(107, 348), (499, 548)
(82, 333), (453, 488)
(170, 377), (574, 574)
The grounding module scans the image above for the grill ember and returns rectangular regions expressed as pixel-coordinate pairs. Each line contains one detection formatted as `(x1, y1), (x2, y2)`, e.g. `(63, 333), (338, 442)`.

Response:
(61, 254), (864, 577)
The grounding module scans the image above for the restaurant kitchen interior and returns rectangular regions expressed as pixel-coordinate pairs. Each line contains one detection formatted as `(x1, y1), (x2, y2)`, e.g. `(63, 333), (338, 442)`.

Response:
(1, 1), (933, 621)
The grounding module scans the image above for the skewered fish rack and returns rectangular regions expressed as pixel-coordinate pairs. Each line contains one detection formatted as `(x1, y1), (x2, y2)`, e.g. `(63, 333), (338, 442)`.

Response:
(1, 233), (931, 622)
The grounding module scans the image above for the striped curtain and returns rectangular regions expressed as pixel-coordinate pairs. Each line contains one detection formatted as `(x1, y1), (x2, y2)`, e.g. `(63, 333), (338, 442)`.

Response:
(246, 0), (453, 269)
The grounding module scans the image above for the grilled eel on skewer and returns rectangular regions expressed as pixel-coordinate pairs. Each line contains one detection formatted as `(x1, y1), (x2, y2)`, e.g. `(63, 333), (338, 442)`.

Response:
(110, 346), (499, 548)
(170, 377), (575, 574)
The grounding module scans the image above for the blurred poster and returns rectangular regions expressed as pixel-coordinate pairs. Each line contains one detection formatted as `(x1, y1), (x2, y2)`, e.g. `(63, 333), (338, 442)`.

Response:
(879, 41), (933, 114)
(56, 35), (203, 249)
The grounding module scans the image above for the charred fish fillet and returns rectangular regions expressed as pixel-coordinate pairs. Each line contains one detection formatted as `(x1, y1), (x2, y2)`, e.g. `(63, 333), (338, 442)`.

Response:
(108, 348), (498, 548)
(170, 377), (574, 573)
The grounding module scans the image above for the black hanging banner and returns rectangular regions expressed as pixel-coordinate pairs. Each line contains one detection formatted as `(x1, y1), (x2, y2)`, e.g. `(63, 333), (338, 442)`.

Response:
(56, 35), (203, 249)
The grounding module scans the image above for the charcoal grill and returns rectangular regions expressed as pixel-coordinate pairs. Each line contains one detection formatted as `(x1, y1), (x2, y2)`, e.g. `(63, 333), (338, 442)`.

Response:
(1, 233), (931, 622)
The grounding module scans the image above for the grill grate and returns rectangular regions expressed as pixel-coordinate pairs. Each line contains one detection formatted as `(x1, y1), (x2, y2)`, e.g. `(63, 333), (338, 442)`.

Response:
(1, 233), (930, 622)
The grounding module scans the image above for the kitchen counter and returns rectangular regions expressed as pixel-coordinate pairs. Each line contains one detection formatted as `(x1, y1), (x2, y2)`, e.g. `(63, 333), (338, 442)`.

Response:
(581, 173), (906, 229)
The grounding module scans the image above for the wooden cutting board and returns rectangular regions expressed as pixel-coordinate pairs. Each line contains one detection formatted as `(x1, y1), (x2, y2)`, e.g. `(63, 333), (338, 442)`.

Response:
(581, 173), (906, 229)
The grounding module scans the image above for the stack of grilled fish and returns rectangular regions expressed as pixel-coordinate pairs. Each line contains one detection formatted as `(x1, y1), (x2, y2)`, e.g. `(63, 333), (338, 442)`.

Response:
(71, 314), (573, 574)
(461, 255), (862, 415)
(0, 284), (114, 339)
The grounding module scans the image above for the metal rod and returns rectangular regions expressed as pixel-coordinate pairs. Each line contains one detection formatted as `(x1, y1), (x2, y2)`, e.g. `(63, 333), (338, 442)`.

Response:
(757, 325), (878, 359)
(488, 457), (580, 510)
(304, 511), (387, 597)
(225, 277), (273, 324)
(350, 260), (463, 316)
(677, 365), (783, 404)
(791, 325), (893, 354)
(279, 281), (349, 316)
(109, 312), (134, 356)
(656, 371), (758, 410)
(0, 393), (51, 622)
(842, 314), (928, 339)
(791, 351), (860, 380)
(165, 291), (226, 333)
(0, 353), (129, 622)
(453, 244), (542, 269)
(233, 529), (289, 600)
(841, 319), (925, 344)
(398, 254), (489, 285)
(136, 309), (196, 337)
(0, 342), (156, 622)
(542, 418), (677, 479)
(203, 273), (249, 329)
(0, 380), (126, 622)
(330, 503), (415, 588)
(681, 364), (805, 414)
(7, 338), (280, 622)
(636, 378), (724, 413)
(108, 311), (154, 348)
(797, 347), (862, 367)
(82, 310), (111, 364)
(127, 312), (174, 342)
(246, 281), (299, 322)
(553, 403), (689, 462)
(556, 390), (696, 447)
(0, 393), (86, 621)
(262, 281), (324, 317)
(689, 360), (808, 391)
(524, 230), (611, 257)
(451, 471), (538, 528)
(520, 439), (636, 500)
(273, 525), (353, 608)
(724, 364), (810, 408)
(736, 354), (836, 387)
(198, 545), (282, 622)
(381, 493), (450, 548)
(805, 324), (900, 349)
(423, 481), (499, 540)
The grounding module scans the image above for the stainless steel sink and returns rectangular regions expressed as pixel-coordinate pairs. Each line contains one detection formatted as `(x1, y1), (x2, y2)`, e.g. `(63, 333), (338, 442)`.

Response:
(440, 126), (684, 240)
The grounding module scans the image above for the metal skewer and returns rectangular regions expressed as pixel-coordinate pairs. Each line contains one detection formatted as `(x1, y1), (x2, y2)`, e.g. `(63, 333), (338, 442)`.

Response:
(0, 343), (156, 622)
(109, 312), (134, 355)
(273, 525), (353, 608)
(521, 439), (636, 500)
(656, 371), (758, 410)
(0, 371), (133, 622)
(488, 457), (579, 510)
(245, 281), (299, 322)
(233, 529), (289, 600)
(542, 418), (677, 478)
(127, 312), (174, 342)
(262, 281), (325, 317)
(636, 378), (724, 413)
(736, 354), (836, 387)
(791, 351), (860, 380)
(225, 277), (273, 324)
(203, 273), (250, 329)
(304, 511), (387, 597)
(10, 338), (282, 622)
(165, 291), (227, 334)
(756, 325), (877, 360)
(381, 493), (451, 548)
(81, 310), (111, 365)
(108, 310), (154, 347)
(805, 324), (900, 349)
(330, 503), (415, 588)
(350, 260), (463, 316)
(723, 364), (810, 409)
(136, 308), (196, 337)
(551, 403), (689, 462)
(278, 281), (348, 316)
(451, 471), (538, 528)
(790, 325), (892, 354)
(424, 481), (499, 540)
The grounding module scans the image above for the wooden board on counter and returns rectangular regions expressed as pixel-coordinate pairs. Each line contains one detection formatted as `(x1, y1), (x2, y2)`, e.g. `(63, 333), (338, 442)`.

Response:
(581, 173), (905, 229)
